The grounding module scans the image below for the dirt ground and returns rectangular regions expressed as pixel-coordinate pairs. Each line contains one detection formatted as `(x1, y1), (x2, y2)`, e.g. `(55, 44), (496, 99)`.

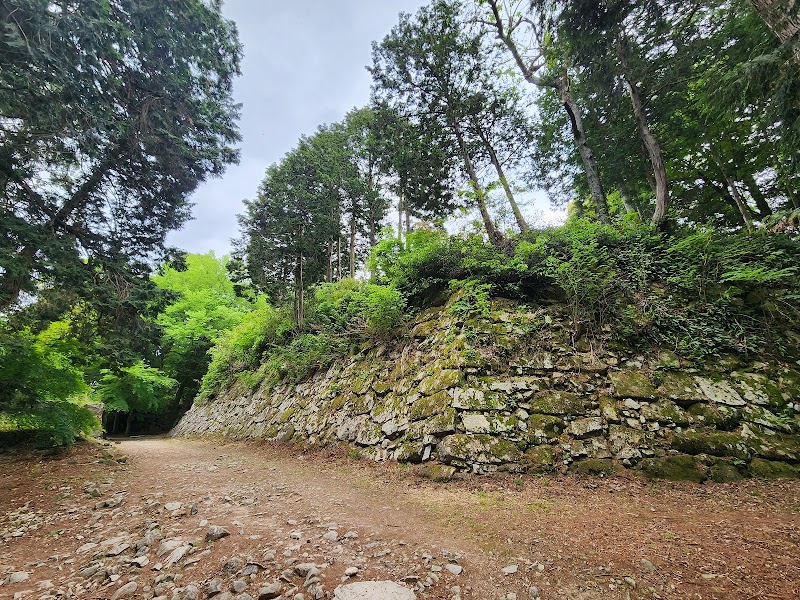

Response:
(1, 437), (799, 600)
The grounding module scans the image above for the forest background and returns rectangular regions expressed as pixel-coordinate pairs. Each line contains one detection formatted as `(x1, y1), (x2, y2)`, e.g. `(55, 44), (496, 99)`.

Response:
(1, 0), (798, 445)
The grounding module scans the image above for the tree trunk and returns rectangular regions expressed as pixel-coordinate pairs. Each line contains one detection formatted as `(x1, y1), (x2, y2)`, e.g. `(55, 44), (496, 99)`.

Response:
(620, 191), (641, 218)
(325, 240), (333, 282)
(475, 122), (530, 232)
(708, 142), (754, 231)
(294, 253), (304, 326)
(744, 174), (772, 218)
(483, 2), (608, 226)
(398, 195), (404, 245)
(404, 208), (411, 234)
(617, 38), (669, 226)
(336, 237), (342, 281)
(558, 80), (610, 224)
(751, 0), (800, 63)
(349, 216), (356, 279)
(453, 122), (503, 246)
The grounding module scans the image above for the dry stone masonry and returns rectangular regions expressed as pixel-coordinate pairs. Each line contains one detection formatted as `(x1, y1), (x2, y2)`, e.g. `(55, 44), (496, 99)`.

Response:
(173, 296), (800, 481)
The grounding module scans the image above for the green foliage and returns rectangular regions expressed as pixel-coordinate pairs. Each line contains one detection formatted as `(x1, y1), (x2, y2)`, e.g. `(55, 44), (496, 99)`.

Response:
(0, 325), (98, 446)
(530, 220), (621, 330)
(153, 252), (250, 406)
(199, 302), (295, 400)
(0, 402), (99, 448)
(199, 278), (406, 399)
(312, 278), (406, 338)
(93, 362), (177, 416)
(368, 228), (543, 305)
(449, 279), (493, 319)
(1, 0), (242, 311)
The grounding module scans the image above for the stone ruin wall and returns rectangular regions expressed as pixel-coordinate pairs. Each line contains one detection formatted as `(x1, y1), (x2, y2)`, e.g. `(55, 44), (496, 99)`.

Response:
(173, 298), (800, 481)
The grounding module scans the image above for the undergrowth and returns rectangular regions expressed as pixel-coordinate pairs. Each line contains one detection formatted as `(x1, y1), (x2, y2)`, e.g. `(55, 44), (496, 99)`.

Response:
(199, 220), (800, 401)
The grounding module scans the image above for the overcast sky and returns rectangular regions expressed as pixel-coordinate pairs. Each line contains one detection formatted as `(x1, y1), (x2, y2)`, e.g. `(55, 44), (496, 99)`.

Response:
(167, 0), (429, 256)
(167, 0), (562, 257)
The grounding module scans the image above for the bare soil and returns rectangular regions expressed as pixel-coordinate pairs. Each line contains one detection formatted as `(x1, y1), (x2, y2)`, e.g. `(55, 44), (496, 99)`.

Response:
(1, 437), (799, 600)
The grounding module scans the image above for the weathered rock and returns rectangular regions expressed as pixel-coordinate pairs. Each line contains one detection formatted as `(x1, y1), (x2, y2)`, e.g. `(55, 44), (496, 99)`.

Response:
(671, 430), (750, 460)
(748, 458), (800, 479)
(657, 372), (705, 405)
(521, 446), (556, 474)
(206, 525), (231, 542)
(695, 378), (745, 406)
(640, 400), (691, 427)
(438, 434), (522, 465)
(639, 455), (706, 482)
(111, 581), (137, 599)
(610, 371), (657, 399)
(501, 565), (518, 575)
(7, 572), (30, 584)
(569, 458), (618, 476)
(333, 581), (416, 600)
(417, 463), (457, 481)
(568, 417), (604, 439)
(257, 582), (282, 599)
(528, 391), (585, 416)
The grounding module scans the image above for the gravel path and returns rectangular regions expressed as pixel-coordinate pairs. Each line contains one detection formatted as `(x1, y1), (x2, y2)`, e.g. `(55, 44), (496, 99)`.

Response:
(1, 437), (799, 599)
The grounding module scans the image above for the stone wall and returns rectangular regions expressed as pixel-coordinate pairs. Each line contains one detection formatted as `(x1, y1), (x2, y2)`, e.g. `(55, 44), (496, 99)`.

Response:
(172, 297), (800, 481)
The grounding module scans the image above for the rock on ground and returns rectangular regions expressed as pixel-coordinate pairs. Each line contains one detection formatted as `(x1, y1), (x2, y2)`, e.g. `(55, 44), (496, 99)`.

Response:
(333, 581), (416, 600)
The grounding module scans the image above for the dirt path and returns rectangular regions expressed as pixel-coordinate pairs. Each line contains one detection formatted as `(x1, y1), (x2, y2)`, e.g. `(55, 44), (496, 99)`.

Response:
(1, 437), (799, 600)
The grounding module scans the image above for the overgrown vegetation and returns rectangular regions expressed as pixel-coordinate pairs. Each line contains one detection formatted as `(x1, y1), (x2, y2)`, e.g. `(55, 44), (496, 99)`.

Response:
(2, 0), (799, 445)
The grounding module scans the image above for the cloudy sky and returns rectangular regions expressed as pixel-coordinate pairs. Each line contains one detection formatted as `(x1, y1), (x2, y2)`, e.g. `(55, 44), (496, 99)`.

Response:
(167, 0), (562, 257)
(167, 0), (429, 256)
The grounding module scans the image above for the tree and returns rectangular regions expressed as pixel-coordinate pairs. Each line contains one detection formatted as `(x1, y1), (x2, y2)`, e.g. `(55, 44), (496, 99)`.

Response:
(751, 0), (800, 62)
(372, 0), (526, 245)
(0, 0), (242, 310)
(238, 134), (342, 325)
(480, 0), (611, 223)
(152, 252), (250, 411)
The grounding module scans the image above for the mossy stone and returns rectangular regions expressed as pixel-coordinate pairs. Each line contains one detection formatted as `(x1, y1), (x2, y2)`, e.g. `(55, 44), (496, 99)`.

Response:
(452, 388), (511, 411)
(438, 434), (523, 465)
(708, 460), (746, 483)
(741, 405), (792, 433)
(687, 403), (741, 431)
(671, 430), (750, 460)
(639, 455), (706, 482)
(748, 431), (800, 462)
(521, 445), (557, 474)
(372, 379), (392, 396)
(694, 377), (745, 406)
(640, 400), (691, 427)
(731, 372), (785, 407)
(418, 368), (462, 396)
(609, 371), (657, 399)
(395, 440), (425, 463)
(349, 377), (370, 395)
(462, 413), (518, 434)
(411, 320), (438, 338)
(657, 371), (706, 406)
(528, 390), (585, 416)
(599, 396), (621, 423)
(526, 414), (564, 440)
(409, 390), (450, 421)
(417, 463), (457, 482)
(569, 458), (619, 476)
(407, 408), (457, 438)
(748, 458), (800, 479)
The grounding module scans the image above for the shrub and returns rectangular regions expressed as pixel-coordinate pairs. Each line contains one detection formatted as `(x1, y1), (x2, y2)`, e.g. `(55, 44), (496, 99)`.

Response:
(0, 325), (98, 446)
(198, 301), (294, 401)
